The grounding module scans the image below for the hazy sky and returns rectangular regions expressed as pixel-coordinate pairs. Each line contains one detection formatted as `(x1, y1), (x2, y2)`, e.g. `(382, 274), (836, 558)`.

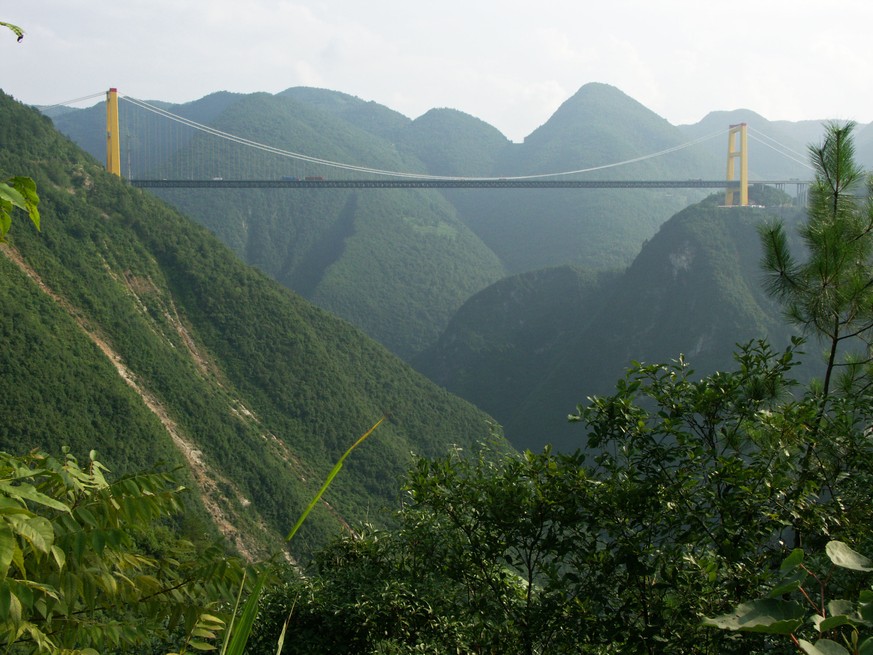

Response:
(2, 0), (871, 142)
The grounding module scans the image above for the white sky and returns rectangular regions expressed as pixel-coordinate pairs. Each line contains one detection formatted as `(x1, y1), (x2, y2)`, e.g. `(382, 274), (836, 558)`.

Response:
(2, 0), (871, 142)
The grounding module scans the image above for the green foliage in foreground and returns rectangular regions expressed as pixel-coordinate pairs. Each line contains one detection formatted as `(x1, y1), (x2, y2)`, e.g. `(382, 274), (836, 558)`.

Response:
(0, 449), (250, 654)
(705, 541), (873, 655)
(0, 176), (39, 241)
(254, 334), (872, 655)
(0, 417), (384, 655)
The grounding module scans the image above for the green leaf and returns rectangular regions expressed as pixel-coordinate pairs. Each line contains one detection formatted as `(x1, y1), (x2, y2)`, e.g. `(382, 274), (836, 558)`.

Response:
(768, 569), (807, 598)
(780, 548), (805, 572)
(798, 638), (850, 655)
(188, 640), (217, 651)
(0, 482), (71, 514)
(813, 612), (855, 633)
(1, 21), (25, 41)
(859, 637), (873, 655)
(221, 570), (266, 655)
(0, 177), (39, 241)
(828, 599), (857, 619)
(91, 529), (106, 555)
(52, 546), (67, 571)
(0, 182), (26, 209)
(7, 515), (54, 554)
(826, 541), (873, 572)
(0, 525), (14, 577)
(702, 598), (805, 634)
(7, 177), (39, 230)
(286, 416), (385, 542)
(274, 612), (291, 655)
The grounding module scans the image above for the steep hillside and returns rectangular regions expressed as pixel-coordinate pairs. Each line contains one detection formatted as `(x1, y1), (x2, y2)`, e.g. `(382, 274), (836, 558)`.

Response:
(0, 91), (500, 559)
(414, 265), (615, 425)
(418, 187), (803, 452)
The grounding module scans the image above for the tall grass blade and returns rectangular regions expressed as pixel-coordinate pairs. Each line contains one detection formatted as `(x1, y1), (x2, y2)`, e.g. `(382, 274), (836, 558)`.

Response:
(215, 417), (385, 654)
(274, 612), (291, 655)
(221, 569), (267, 655)
(285, 415), (386, 542)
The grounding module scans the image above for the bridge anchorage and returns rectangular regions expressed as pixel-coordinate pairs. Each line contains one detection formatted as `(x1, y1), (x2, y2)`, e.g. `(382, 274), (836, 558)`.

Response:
(103, 89), (808, 204)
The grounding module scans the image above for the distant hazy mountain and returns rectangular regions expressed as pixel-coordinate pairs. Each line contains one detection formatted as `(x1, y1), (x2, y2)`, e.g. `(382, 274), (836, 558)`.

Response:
(438, 83), (716, 273)
(0, 91), (499, 559)
(509, 83), (711, 176)
(398, 108), (511, 176)
(277, 87), (411, 142)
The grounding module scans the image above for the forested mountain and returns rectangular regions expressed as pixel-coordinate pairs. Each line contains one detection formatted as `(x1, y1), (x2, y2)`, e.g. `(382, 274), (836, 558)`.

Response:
(417, 186), (804, 451)
(440, 83), (715, 273)
(397, 107), (511, 176)
(413, 265), (616, 439)
(50, 91), (506, 359)
(277, 87), (411, 141)
(0, 91), (500, 559)
(49, 82), (758, 357)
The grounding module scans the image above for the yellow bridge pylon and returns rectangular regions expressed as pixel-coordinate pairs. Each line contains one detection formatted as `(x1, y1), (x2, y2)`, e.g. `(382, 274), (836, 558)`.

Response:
(725, 122), (748, 206)
(106, 88), (121, 177)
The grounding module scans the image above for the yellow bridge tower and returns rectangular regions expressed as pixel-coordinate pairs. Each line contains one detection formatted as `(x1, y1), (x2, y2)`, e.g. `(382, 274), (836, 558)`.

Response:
(105, 88), (121, 176)
(725, 122), (748, 206)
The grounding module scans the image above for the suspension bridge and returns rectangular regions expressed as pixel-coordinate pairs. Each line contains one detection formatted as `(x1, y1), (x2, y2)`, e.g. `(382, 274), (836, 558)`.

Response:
(86, 89), (812, 206)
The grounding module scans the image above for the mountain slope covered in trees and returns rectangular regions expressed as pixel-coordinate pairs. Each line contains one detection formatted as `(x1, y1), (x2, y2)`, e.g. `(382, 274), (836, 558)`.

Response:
(0, 90), (500, 559)
(417, 186), (804, 451)
(49, 82), (772, 357)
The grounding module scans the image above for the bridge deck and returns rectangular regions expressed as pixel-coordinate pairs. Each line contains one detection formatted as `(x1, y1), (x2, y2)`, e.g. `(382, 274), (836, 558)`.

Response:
(130, 178), (758, 189)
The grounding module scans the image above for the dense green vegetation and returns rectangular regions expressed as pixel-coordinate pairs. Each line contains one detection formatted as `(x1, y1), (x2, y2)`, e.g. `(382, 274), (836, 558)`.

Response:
(0, 90), (499, 559)
(256, 338), (872, 654)
(415, 264), (615, 430)
(417, 184), (804, 451)
(0, 449), (251, 654)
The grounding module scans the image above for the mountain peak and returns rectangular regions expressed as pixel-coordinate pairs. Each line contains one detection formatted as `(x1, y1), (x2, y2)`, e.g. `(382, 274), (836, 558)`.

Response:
(523, 82), (672, 148)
